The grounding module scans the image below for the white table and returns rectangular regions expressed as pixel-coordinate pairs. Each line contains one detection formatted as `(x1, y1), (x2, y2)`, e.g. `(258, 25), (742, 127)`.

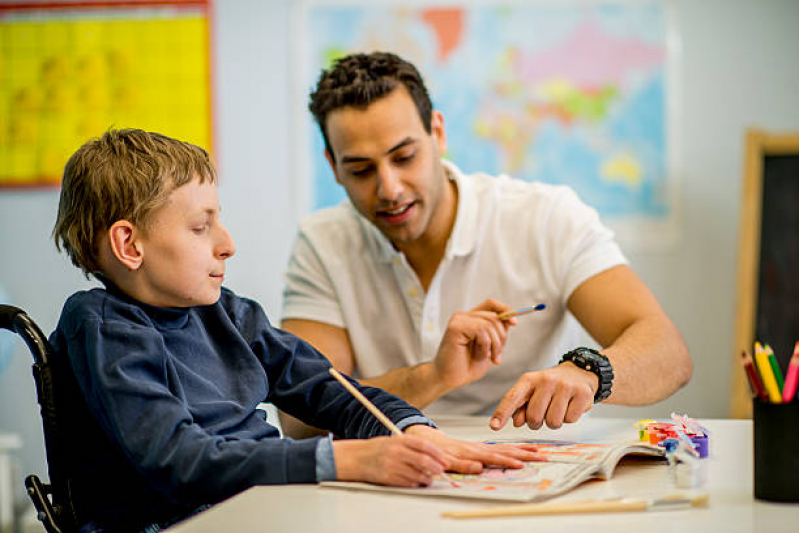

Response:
(168, 417), (799, 532)
(0, 433), (22, 533)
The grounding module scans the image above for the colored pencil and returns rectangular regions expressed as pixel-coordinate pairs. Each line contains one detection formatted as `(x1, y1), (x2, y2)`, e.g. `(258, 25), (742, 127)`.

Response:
(498, 303), (546, 321)
(764, 344), (785, 392)
(781, 341), (799, 403)
(741, 350), (767, 401)
(754, 342), (782, 403)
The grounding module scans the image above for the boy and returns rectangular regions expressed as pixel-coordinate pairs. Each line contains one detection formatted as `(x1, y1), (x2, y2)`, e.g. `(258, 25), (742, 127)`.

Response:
(49, 129), (538, 532)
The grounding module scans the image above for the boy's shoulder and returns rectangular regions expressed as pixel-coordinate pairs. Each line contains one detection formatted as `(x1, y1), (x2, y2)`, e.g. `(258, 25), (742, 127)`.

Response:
(59, 287), (152, 330)
(58, 286), (269, 333)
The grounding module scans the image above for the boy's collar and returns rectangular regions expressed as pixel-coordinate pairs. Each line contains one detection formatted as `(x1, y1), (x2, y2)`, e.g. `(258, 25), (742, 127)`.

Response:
(100, 277), (193, 327)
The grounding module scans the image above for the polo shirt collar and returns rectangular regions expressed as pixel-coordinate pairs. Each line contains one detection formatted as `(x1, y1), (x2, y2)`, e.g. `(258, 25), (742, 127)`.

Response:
(355, 159), (479, 263)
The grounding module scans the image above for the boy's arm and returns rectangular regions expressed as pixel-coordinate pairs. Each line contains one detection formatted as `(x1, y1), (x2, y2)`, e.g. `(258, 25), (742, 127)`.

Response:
(64, 315), (328, 505)
(261, 325), (427, 439)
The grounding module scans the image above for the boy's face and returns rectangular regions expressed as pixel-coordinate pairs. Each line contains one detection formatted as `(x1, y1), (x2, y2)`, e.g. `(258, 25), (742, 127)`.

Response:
(324, 85), (449, 247)
(136, 178), (235, 307)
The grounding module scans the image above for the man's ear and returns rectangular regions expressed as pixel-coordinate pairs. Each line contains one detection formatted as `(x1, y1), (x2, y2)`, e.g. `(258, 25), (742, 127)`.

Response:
(107, 220), (144, 271)
(431, 110), (447, 157)
(324, 150), (342, 185)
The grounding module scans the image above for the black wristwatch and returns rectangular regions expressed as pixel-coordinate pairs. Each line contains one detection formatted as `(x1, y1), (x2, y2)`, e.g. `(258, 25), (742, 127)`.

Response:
(559, 347), (614, 403)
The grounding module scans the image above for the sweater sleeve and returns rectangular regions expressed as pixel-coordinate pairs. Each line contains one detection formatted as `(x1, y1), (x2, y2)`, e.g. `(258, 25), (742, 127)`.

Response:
(62, 308), (322, 507)
(236, 297), (427, 439)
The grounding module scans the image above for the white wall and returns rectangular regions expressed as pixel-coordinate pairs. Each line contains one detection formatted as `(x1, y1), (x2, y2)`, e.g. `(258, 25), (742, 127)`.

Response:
(1, 0), (798, 502)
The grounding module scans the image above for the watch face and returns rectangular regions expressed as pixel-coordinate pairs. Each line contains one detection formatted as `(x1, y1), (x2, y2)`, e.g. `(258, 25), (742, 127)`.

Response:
(562, 347), (613, 403)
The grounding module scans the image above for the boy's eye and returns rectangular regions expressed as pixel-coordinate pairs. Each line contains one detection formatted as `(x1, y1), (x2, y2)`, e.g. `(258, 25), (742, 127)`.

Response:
(192, 224), (208, 234)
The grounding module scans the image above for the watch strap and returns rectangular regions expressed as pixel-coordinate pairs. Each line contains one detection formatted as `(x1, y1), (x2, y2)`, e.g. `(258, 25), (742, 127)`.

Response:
(559, 347), (614, 403)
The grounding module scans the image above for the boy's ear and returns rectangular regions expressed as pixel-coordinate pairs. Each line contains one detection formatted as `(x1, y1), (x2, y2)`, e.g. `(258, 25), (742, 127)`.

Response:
(324, 150), (342, 185)
(107, 220), (144, 271)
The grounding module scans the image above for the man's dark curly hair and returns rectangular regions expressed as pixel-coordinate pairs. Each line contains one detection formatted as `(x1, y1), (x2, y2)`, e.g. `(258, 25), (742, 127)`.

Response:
(309, 52), (433, 161)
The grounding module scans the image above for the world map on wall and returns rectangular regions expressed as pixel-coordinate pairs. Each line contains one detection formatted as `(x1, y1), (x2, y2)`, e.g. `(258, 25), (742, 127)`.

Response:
(305, 3), (675, 244)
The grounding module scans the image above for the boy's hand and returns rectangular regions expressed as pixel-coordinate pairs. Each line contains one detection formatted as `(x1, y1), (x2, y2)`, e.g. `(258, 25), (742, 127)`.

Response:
(433, 299), (518, 390)
(332, 435), (447, 487)
(403, 424), (543, 474)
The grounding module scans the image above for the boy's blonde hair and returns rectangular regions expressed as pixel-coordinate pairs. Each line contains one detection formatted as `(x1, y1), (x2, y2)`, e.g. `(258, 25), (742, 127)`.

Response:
(53, 128), (217, 278)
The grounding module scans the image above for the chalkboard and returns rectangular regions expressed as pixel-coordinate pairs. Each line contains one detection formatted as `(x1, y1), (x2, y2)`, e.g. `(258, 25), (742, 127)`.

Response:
(730, 130), (799, 418)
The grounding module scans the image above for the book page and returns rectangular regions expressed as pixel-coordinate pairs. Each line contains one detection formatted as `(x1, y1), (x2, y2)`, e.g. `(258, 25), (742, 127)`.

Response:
(321, 439), (665, 502)
(322, 461), (597, 502)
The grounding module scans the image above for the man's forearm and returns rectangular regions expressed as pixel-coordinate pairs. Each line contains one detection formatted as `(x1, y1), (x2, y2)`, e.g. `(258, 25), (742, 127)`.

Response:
(602, 315), (692, 405)
(360, 362), (452, 409)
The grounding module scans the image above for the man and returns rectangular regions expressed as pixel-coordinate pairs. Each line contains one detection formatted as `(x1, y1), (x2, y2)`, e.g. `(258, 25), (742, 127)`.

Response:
(281, 52), (691, 434)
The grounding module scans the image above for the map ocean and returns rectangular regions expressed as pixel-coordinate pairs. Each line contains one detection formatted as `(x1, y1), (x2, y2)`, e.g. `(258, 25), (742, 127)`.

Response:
(306, 4), (671, 229)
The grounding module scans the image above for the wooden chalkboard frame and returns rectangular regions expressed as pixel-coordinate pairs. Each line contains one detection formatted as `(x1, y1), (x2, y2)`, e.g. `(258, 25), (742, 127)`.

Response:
(730, 130), (799, 418)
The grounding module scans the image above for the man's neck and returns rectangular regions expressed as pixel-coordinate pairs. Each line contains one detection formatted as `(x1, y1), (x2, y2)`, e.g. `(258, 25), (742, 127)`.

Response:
(395, 177), (458, 292)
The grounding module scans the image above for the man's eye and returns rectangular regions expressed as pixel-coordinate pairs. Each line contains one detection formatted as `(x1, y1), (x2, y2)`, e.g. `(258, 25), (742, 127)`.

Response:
(396, 153), (415, 164)
(192, 225), (208, 234)
(349, 167), (372, 177)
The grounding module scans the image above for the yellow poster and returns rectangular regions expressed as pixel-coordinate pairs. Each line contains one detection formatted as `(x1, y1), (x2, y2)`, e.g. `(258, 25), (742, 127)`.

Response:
(0, 2), (212, 187)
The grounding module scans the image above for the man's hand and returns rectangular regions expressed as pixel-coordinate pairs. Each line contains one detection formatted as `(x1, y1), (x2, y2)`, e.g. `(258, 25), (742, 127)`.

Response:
(489, 362), (598, 431)
(332, 435), (448, 487)
(433, 299), (517, 391)
(403, 424), (543, 474)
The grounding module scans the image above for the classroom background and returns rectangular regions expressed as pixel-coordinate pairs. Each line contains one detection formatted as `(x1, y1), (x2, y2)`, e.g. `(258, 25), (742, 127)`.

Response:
(1, 0), (798, 517)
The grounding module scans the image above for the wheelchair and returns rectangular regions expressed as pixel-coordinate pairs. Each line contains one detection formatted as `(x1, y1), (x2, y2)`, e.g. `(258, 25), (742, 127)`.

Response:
(0, 305), (80, 533)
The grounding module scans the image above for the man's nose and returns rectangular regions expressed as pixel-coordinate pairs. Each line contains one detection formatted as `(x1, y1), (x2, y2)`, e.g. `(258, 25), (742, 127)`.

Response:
(376, 165), (402, 201)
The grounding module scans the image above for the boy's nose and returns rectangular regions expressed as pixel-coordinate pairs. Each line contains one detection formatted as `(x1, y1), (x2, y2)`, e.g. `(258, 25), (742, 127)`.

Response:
(217, 225), (236, 259)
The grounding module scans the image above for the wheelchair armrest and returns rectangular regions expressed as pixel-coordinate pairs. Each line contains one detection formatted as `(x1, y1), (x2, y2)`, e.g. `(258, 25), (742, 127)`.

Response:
(25, 474), (63, 533)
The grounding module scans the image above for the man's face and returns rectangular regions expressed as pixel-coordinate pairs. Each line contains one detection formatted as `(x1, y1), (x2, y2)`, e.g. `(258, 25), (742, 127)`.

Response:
(136, 177), (236, 307)
(324, 86), (449, 246)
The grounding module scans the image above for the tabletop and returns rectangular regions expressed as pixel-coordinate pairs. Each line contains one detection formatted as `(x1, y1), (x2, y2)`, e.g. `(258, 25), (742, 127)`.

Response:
(168, 416), (799, 532)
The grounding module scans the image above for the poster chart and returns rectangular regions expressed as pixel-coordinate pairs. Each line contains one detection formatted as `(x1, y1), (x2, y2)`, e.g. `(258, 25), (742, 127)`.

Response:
(0, 0), (212, 188)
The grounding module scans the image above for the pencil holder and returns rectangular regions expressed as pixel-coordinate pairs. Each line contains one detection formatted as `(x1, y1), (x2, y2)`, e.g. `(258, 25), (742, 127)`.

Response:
(753, 400), (799, 502)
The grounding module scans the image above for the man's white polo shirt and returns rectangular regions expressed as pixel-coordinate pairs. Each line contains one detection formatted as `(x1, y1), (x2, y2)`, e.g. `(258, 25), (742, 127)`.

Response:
(282, 160), (626, 415)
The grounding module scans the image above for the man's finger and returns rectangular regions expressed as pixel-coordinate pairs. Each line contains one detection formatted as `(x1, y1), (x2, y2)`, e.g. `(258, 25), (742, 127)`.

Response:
(490, 382), (531, 430)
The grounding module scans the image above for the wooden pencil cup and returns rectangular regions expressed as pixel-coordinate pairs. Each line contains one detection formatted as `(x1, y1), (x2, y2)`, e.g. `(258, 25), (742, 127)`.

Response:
(753, 400), (799, 501)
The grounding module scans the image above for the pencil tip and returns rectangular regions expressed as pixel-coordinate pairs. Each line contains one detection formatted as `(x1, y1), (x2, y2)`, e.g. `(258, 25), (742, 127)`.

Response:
(535, 303), (546, 310)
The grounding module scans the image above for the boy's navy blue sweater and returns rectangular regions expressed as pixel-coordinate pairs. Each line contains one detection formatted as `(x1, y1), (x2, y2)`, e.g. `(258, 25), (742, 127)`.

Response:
(49, 286), (425, 532)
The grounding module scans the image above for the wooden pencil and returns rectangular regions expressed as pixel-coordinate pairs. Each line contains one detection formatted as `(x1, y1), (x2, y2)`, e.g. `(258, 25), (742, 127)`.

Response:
(328, 367), (402, 435)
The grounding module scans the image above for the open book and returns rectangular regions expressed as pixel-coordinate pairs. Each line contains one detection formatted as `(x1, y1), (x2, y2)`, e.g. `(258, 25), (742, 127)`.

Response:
(321, 439), (666, 502)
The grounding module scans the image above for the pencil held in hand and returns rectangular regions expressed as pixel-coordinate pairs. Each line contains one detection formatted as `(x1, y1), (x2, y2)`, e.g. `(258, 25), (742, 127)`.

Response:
(498, 303), (546, 321)
(328, 367), (461, 487)
(328, 367), (402, 435)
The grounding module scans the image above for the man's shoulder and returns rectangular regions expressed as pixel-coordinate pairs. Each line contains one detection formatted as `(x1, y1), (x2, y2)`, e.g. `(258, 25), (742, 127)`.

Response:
(296, 202), (372, 254)
(463, 171), (582, 216)
(298, 202), (360, 232)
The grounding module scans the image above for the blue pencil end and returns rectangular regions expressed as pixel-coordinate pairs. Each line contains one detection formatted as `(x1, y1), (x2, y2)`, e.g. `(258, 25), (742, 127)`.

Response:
(534, 303), (546, 311)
